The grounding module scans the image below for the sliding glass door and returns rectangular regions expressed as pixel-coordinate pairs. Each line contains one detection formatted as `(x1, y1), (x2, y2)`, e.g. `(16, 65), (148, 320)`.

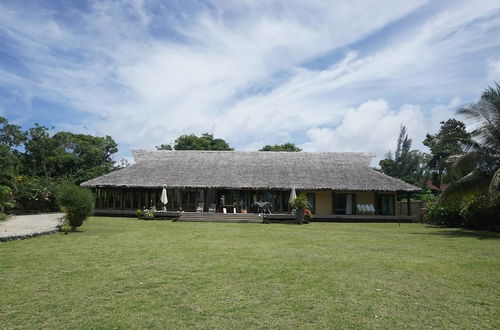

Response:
(376, 194), (395, 215)
(333, 193), (356, 215)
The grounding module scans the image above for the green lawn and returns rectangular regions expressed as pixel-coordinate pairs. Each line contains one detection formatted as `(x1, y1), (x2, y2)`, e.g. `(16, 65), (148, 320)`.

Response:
(1, 218), (499, 329)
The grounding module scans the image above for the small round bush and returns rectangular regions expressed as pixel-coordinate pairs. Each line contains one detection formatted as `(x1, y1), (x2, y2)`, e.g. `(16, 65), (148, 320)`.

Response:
(55, 184), (94, 231)
(143, 210), (155, 220)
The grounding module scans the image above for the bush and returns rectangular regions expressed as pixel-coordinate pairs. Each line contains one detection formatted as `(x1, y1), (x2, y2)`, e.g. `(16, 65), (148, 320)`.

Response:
(424, 201), (463, 227)
(290, 194), (310, 210)
(0, 212), (7, 221)
(15, 176), (58, 214)
(0, 185), (15, 214)
(60, 221), (72, 235)
(142, 210), (155, 220)
(461, 193), (500, 231)
(55, 184), (94, 231)
(135, 209), (143, 219)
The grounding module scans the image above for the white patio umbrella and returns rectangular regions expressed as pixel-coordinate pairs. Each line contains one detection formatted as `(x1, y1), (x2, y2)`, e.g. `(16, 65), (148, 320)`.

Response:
(288, 187), (297, 204)
(160, 186), (168, 211)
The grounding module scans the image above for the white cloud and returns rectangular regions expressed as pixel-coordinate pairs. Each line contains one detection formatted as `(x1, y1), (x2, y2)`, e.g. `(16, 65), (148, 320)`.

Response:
(300, 98), (458, 166)
(488, 58), (500, 82)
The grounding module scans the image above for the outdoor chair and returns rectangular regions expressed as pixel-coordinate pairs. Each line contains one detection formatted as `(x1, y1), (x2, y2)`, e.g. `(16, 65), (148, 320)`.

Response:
(208, 204), (216, 213)
(196, 203), (204, 213)
(254, 201), (272, 214)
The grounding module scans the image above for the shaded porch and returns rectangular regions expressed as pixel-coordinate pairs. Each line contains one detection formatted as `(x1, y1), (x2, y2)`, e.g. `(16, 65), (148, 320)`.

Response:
(92, 187), (293, 213)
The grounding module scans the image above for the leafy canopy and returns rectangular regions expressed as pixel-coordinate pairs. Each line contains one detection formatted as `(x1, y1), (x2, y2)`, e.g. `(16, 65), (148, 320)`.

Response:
(156, 133), (233, 151)
(379, 125), (428, 186)
(22, 126), (118, 183)
(259, 143), (302, 152)
(423, 119), (470, 188)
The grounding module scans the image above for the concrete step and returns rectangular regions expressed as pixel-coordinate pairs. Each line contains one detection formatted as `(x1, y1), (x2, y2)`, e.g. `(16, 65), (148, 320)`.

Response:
(179, 218), (262, 223)
(177, 213), (263, 223)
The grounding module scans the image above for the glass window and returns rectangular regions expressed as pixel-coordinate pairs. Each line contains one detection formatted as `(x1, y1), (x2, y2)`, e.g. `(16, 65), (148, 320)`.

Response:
(306, 193), (316, 214)
(333, 193), (355, 215)
(377, 194), (395, 215)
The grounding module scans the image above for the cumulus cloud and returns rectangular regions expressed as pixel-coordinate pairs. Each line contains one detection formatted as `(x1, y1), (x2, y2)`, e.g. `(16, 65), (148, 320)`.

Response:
(488, 58), (500, 82)
(300, 98), (458, 166)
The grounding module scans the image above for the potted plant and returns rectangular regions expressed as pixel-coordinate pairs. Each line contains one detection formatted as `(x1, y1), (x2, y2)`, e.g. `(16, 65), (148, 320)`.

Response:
(290, 194), (310, 225)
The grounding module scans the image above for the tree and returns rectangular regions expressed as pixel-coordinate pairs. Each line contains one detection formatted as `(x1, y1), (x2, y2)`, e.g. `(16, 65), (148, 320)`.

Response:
(379, 126), (428, 186)
(423, 119), (471, 189)
(22, 126), (118, 183)
(0, 117), (26, 174)
(156, 144), (172, 150)
(158, 133), (233, 151)
(442, 83), (500, 200)
(21, 124), (55, 177)
(259, 142), (302, 152)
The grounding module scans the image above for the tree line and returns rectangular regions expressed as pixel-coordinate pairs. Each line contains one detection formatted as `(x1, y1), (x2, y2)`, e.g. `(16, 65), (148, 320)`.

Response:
(0, 121), (120, 215)
(155, 133), (302, 152)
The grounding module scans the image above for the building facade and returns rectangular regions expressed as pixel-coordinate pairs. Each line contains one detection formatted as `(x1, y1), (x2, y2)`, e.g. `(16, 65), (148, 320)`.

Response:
(81, 150), (420, 216)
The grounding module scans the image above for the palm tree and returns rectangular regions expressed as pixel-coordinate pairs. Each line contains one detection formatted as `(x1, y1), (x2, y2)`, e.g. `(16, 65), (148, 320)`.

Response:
(441, 83), (500, 200)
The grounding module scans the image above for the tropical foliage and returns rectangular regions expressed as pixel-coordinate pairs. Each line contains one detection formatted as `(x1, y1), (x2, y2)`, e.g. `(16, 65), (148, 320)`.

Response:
(259, 142), (302, 152)
(420, 83), (500, 231)
(290, 194), (310, 210)
(0, 117), (118, 214)
(156, 133), (233, 151)
(379, 125), (429, 186)
(441, 83), (500, 200)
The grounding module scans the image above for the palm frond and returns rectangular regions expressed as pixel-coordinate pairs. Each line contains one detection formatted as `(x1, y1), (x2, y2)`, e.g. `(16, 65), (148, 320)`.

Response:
(481, 81), (500, 103)
(450, 151), (490, 178)
(441, 169), (491, 202)
(490, 167), (500, 195)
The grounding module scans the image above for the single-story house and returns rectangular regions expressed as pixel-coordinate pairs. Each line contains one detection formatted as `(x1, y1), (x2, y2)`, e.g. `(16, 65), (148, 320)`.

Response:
(81, 150), (420, 217)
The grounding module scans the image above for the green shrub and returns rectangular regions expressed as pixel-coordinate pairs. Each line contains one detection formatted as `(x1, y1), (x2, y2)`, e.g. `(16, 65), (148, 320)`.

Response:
(0, 212), (7, 221)
(290, 194), (310, 210)
(135, 209), (143, 219)
(60, 221), (72, 235)
(461, 193), (500, 231)
(424, 201), (463, 227)
(55, 184), (94, 231)
(142, 210), (155, 220)
(0, 185), (15, 214)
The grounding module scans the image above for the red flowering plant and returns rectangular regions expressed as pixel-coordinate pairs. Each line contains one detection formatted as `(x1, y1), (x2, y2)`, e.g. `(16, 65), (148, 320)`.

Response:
(303, 209), (313, 223)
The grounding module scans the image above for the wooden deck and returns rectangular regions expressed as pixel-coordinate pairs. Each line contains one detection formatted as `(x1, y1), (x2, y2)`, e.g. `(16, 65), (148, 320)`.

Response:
(93, 209), (418, 223)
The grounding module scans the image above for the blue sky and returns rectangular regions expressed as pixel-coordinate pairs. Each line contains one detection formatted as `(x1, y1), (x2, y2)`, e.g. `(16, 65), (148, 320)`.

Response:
(1, 0), (500, 164)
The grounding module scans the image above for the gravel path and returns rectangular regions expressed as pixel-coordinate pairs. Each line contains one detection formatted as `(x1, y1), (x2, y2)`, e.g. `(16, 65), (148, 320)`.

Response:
(0, 213), (65, 242)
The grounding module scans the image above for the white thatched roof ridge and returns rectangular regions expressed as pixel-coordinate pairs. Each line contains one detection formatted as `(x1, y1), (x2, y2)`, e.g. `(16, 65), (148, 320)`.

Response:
(81, 150), (420, 192)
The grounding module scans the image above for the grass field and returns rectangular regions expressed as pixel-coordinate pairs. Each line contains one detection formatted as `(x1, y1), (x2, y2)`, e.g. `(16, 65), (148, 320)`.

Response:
(1, 217), (499, 329)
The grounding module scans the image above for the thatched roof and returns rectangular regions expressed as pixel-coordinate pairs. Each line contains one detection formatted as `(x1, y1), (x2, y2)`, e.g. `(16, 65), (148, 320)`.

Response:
(81, 150), (420, 192)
